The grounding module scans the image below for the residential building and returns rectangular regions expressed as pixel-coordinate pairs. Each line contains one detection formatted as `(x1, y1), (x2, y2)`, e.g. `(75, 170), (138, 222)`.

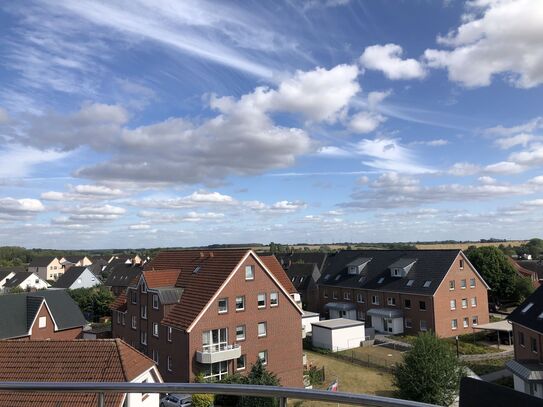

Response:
(0, 290), (86, 339)
(0, 271), (50, 293)
(0, 339), (162, 406)
(317, 249), (490, 337)
(111, 249), (303, 387)
(27, 256), (64, 281)
(53, 266), (102, 290)
(286, 262), (321, 311)
(105, 259), (144, 295)
(506, 285), (543, 398)
(60, 255), (93, 269)
(514, 259), (543, 285)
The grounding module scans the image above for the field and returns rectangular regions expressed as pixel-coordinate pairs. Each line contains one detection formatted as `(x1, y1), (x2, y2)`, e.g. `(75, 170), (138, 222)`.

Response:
(414, 241), (527, 250)
(290, 350), (397, 406)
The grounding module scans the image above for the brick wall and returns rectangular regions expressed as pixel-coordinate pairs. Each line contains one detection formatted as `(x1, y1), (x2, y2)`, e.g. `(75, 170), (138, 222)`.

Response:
(29, 302), (82, 340)
(512, 323), (543, 363)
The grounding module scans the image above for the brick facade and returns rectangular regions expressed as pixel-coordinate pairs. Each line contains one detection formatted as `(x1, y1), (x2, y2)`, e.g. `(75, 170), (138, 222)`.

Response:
(512, 323), (543, 363)
(28, 302), (82, 340)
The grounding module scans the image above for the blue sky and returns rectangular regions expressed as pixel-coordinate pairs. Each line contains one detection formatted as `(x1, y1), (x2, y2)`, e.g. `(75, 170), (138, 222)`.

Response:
(1, 0), (543, 249)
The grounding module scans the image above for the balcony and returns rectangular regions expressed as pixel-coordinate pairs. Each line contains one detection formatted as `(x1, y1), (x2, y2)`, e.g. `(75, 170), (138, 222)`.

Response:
(196, 343), (241, 364)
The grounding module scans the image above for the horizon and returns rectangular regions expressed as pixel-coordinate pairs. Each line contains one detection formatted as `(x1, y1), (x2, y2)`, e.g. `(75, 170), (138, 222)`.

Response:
(1, 1), (543, 249)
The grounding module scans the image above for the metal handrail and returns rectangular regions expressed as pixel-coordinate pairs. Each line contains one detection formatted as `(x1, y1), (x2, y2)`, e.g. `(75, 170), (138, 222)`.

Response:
(0, 382), (437, 407)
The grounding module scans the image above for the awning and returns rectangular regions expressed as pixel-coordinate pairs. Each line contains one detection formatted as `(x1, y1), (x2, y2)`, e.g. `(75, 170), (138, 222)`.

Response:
(366, 308), (403, 318)
(324, 302), (357, 311)
(472, 320), (512, 333)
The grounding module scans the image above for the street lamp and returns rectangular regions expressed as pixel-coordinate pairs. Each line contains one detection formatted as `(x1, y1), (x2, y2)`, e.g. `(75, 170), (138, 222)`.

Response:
(455, 336), (459, 358)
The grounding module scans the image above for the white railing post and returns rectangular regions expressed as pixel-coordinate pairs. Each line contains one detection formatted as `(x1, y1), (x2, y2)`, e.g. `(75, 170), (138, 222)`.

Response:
(97, 392), (104, 407)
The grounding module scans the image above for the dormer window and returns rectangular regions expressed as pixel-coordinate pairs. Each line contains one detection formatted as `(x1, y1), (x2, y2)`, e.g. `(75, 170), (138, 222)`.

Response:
(521, 303), (533, 313)
(392, 268), (401, 277)
(389, 258), (417, 278)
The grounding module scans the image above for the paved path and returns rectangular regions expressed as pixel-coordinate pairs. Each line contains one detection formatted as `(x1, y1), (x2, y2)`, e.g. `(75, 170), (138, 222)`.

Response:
(480, 368), (513, 382)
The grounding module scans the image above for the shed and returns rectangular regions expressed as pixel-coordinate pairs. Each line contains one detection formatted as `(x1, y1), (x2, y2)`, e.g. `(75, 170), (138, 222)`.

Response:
(302, 310), (320, 335)
(311, 318), (365, 352)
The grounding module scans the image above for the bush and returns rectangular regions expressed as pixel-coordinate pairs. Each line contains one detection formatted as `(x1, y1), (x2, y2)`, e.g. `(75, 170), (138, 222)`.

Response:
(192, 393), (214, 407)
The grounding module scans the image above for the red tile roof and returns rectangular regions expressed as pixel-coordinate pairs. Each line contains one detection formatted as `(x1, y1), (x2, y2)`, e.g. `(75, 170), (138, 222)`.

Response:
(143, 269), (181, 288)
(110, 289), (127, 312)
(152, 249), (248, 330)
(260, 255), (297, 294)
(0, 339), (157, 406)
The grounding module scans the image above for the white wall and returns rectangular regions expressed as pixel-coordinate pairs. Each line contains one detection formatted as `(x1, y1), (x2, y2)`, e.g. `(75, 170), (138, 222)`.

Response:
(126, 368), (162, 407)
(19, 273), (50, 291)
(302, 314), (320, 334)
(312, 325), (365, 352)
(370, 316), (404, 335)
(329, 309), (356, 320)
(68, 268), (101, 289)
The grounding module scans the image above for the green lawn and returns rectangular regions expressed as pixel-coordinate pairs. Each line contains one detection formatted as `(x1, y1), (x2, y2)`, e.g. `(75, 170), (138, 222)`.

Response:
(337, 345), (405, 366)
(290, 350), (397, 406)
(396, 333), (501, 355)
(464, 357), (512, 376)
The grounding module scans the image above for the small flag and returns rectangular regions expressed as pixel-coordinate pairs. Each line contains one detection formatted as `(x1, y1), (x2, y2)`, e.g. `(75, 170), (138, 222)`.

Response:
(327, 379), (338, 392)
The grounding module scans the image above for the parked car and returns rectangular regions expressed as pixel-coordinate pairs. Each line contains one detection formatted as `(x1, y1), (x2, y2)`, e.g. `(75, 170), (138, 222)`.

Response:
(160, 394), (192, 407)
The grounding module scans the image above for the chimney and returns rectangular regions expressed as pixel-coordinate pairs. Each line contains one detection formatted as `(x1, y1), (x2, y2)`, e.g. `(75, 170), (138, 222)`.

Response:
(200, 251), (204, 258)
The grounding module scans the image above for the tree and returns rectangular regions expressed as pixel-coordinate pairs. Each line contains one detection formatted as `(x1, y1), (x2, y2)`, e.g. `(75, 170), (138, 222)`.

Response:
(525, 238), (543, 258)
(511, 275), (535, 303)
(68, 286), (115, 322)
(192, 374), (214, 407)
(467, 246), (517, 304)
(394, 332), (463, 406)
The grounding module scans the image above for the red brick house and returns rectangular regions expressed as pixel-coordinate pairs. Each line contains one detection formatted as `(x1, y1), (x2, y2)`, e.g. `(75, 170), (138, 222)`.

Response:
(317, 249), (490, 337)
(112, 249), (304, 387)
(0, 290), (86, 340)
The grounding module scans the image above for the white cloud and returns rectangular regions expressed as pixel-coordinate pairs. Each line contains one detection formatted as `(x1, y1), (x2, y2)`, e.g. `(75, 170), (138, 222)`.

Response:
(0, 198), (44, 214)
(478, 176), (497, 185)
(129, 224), (151, 230)
(360, 44), (426, 80)
(495, 133), (537, 149)
(0, 108), (9, 124)
(270, 200), (307, 212)
(0, 144), (69, 179)
(424, 0), (543, 88)
(317, 146), (352, 157)
(349, 111), (386, 133)
(41, 184), (124, 201)
(367, 90), (392, 110)
(449, 162), (481, 176)
(411, 139), (449, 147)
(137, 191), (235, 209)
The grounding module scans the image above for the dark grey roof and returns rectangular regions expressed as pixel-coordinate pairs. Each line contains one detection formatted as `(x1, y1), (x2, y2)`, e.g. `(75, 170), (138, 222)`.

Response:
(3, 272), (34, 288)
(276, 252), (328, 271)
(0, 290), (86, 339)
(87, 263), (104, 276)
(287, 263), (318, 291)
(367, 308), (403, 318)
(61, 255), (82, 264)
(318, 249), (462, 295)
(347, 257), (372, 267)
(389, 258), (417, 268)
(324, 302), (356, 311)
(0, 270), (13, 281)
(28, 256), (57, 267)
(508, 285), (543, 334)
(0, 266), (25, 274)
(506, 360), (543, 381)
(53, 266), (87, 288)
(104, 261), (142, 287)
(516, 260), (543, 279)
(156, 288), (183, 304)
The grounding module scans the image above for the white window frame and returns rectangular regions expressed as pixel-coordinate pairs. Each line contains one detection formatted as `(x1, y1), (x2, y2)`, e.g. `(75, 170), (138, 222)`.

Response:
(472, 316), (478, 326)
(237, 354), (246, 371)
(218, 298), (228, 314)
(356, 293), (364, 303)
(332, 291), (338, 300)
(463, 317), (469, 328)
(38, 316), (46, 328)
(131, 316), (137, 329)
(461, 298), (468, 309)
(141, 305), (147, 319)
(152, 294), (159, 309)
(471, 297), (477, 307)
(450, 299), (456, 310)
(258, 350), (268, 365)
(343, 291), (351, 300)
(121, 313), (125, 326)
(387, 297), (396, 306)
(405, 318), (412, 328)
(167, 356), (173, 372)
(245, 265), (255, 280)
(236, 296), (245, 311)
(270, 292), (279, 307)
(404, 299), (411, 309)
(371, 295), (379, 305)
(258, 322), (267, 337)
(449, 280), (455, 290)
(257, 293), (266, 309)
(451, 319), (458, 330)
(470, 278), (476, 288)
(153, 322), (159, 337)
(116, 311), (121, 324)
(152, 349), (159, 365)
(420, 320), (427, 332)
(167, 327), (172, 342)
(141, 331), (147, 345)
(236, 325), (246, 341)
(460, 279), (467, 289)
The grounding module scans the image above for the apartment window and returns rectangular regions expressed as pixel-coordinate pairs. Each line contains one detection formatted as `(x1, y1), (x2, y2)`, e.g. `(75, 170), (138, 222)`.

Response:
(420, 320), (428, 331)
(332, 291), (338, 300)
(323, 289), (328, 298)
(470, 278), (476, 288)
(461, 298), (468, 309)
(449, 280), (455, 290)
(152, 294), (159, 309)
(404, 299), (411, 309)
(121, 313), (125, 326)
(531, 337), (538, 353)
(372, 295), (379, 305)
(131, 291), (137, 304)
(38, 316), (46, 328)
(257, 293), (266, 308)
(131, 316), (137, 329)
(387, 297), (396, 306)
(357, 310), (365, 320)
(270, 292), (279, 307)
(202, 328), (227, 352)
(471, 297), (477, 307)
(450, 299), (456, 310)
(152, 349), (159, 365)
(35, 279), (39, 284)
(167, 327), (172, 342)
(204, 361), (228, 381)
(460, 279), (467, 289)
(519, 331), (525, 347)
(141, 283), (147, 293)
(405, 318), (412, 329)
(451, 319), (458, 330)
(141, 331), (147, 345)
(245, 265), (255, 280)
(116, 311), (121, 324)
(167, 356), (173, 372)
(356, 293), (364, 303)
(459, 259), (464, 269)
(153, 322), (159, 337)
(258, 322), (267, 337)
(141, 305), (147, 319)
(343, 291), (351, 300)
(419, 301), (426, 311)
(237, 354), (246, 370)
(236, 296), (245, 311)
(236, 325), (246, 341)
(463, 317), (469, 328)
(258, 350), (268, 365)
(218, 298), (228, 314)
(472, 316), (478, 326)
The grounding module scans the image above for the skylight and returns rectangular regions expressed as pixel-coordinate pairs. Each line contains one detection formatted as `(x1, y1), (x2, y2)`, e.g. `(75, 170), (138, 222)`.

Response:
(538, 312), (543, 320)
(406, 279), (415, 287)
(423, 280), (431, 288)
(193, 266), (201, 274)
(334, 275), (341, 281)
(521, 303), (533, 313)
(324, 274), (330, 281)
(377, 277), (384, 284)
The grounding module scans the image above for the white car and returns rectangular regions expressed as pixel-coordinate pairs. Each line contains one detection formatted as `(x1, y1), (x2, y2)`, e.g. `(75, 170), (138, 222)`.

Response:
(159, 394), (192, 407)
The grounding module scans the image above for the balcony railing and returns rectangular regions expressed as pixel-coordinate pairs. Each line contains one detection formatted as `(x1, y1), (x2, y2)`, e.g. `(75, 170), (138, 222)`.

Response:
(0, 382), (438, 407)
(196, 343), (242, 364)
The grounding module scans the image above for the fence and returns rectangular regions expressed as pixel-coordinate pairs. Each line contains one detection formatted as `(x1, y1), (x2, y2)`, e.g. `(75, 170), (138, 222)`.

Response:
(331, 349), (398, 372)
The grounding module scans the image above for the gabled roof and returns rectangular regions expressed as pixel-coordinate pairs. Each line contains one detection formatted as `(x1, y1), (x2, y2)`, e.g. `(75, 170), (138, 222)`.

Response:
(515, 260), (543, 279)
(3, 272), (36, 288)
(0, 339), (158, 407)
(275, 252), (328, 271)
(142, 269), (181, 289)
(318, 249), (464, 295)
(110, 289), (128, 312)
(61, 255), (83, 264)
(508, 285), (543, 334)
(53, 266), (94, 288)
(104, 260), (143, 288)
(0, 290), (86, 339)
(389, 258), (417, 269)
(287, 263), (318, 291)
(260, 255), (297, 294)
(28, 256), (57, 267)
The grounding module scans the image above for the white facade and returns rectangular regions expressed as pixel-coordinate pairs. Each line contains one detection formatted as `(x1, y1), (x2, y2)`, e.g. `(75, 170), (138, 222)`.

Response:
(4, 273), (50, 292)
(311, 319), (365, 352)
(302, 311), (320, 334)
(125, 368), (163, 407)
(329, 308), (357, 320)
(370, 315), (404, 335)
(513, 374), (543, 399)
(66, 268), (101, 289)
